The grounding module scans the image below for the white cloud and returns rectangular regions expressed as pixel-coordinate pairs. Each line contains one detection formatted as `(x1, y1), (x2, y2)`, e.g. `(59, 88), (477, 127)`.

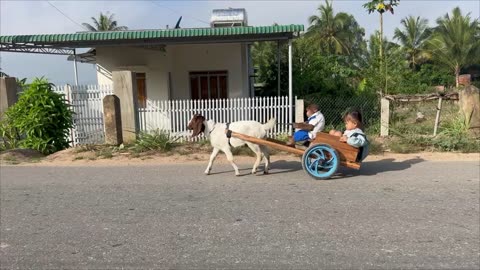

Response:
(1, 1), (478, 85)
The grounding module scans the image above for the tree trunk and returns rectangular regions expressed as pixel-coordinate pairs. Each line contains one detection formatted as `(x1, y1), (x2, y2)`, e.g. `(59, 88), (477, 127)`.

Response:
(379, 13), (383, 59)
(379, 13), (384, 95)
(459, 85), (480, 138)
(455, 64), (460, 88)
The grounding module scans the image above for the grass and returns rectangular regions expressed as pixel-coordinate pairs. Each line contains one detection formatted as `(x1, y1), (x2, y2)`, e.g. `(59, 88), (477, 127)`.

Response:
(96, 148), (113, 159)
(386, 100), (480, 153)
(2, 156), (19, 165)
(134, 130), (177, 153)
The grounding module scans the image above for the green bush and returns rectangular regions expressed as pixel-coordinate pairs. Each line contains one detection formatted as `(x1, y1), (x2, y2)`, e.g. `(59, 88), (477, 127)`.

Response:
(134, 130), (175, 152)
(0, 78), (73, 154)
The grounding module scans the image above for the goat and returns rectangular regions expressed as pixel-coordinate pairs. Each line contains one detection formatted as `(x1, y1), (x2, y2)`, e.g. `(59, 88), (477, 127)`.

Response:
(187, 114), (276, 176)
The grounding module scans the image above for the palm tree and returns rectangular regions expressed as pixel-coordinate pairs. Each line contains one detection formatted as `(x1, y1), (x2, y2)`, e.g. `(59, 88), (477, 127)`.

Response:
(363, 0), (400, 59)
(82, 12), (128, 31)
(428, 7), (480, 87)
(308, 0), (364, 55)
(394, 16), (432, 69)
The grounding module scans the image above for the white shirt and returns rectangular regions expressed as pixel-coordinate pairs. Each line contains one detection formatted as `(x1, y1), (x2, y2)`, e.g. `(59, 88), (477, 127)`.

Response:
(307, 111), (325, 139)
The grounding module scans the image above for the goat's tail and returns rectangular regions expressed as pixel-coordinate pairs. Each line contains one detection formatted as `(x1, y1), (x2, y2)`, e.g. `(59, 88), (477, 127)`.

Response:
(262, 118), (276, 131)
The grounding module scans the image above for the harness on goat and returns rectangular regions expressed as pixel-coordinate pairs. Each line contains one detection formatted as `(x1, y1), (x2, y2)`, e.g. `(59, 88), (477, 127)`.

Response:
(225, 123), (233, 147)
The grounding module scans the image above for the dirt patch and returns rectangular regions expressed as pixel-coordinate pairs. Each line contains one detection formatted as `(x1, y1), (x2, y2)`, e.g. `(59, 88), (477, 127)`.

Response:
(0, 149), (44, 165)
(3, 145), (478, 167)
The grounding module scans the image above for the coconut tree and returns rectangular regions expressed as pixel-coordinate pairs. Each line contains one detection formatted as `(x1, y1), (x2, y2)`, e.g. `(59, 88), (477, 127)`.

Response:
(394, 16), (432, 69)
(308, 0), (364, 55)
(428, 7), (480, 87)
(82, 12), (128, 31)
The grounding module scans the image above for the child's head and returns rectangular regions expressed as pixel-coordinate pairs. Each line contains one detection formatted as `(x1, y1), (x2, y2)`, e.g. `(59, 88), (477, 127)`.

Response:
(306, 104), (319, 117)
(343, 110), (363, 131)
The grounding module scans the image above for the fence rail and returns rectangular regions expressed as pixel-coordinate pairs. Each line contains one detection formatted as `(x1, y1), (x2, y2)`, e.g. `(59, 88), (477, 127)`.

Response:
(138, 96), (294, 140)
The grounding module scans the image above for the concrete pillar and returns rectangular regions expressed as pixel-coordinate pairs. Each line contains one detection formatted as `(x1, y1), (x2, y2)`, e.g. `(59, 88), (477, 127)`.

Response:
(295, 99), (304, 123)
(112, 71), (138, 143)
(381, 98), (390, 137)
(0, 77), (18, 117)
(103, 95), (123, 145)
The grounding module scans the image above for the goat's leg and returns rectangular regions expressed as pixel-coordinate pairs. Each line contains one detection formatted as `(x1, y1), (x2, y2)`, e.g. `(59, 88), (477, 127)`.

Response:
(246, 142), (262, 174)
(224, 148), (240, 176)
(260, 145), (270, 174)
(205, 147), (220, 175)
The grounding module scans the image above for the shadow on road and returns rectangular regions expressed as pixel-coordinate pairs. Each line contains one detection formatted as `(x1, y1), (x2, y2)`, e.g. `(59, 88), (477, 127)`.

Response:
(339, 157), (425, 178)
(207, 158), (425, 178)
(207, 160), (303, 176)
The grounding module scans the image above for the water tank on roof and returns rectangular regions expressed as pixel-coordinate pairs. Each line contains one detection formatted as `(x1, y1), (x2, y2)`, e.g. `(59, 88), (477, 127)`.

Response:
(210, 8), (248, 27)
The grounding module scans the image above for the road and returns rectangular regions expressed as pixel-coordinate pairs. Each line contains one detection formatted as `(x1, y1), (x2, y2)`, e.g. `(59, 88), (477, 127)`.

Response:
(1, 159), (479, 269)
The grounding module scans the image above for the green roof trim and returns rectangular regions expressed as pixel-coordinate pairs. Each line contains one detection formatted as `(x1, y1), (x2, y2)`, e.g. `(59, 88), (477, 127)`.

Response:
(0, 24), (304, 44)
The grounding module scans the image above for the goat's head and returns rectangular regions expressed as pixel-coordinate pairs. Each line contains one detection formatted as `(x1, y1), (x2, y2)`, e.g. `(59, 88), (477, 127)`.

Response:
(187, 114), (206, 137)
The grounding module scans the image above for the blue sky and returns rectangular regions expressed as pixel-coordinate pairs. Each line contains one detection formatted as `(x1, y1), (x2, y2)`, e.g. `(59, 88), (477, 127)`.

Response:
(1, 0), (479, 85)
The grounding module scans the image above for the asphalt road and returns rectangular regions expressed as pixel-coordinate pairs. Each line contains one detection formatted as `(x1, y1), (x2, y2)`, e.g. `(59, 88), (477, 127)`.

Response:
(0, 158), (479, 269)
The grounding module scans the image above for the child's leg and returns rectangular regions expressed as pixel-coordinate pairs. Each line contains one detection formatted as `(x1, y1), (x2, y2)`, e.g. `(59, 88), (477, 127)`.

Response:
(329, 130), (343, 137)
(293, 130), (310, 142)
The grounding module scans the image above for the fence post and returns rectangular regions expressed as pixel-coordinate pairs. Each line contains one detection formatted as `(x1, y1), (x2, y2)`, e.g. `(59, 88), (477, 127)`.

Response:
(64, 84), (76, 147)
(113, 71), (138, 143)
(433, 96), (443, 136)
(295, 98), (304, 123)
(103, 95), (123, 145)
(0, 77), (18, 118)
(381, 97), (390, 137)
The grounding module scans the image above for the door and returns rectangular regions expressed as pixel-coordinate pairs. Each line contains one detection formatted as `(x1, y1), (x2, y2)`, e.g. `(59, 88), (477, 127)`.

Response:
(136, 73), (147, 108)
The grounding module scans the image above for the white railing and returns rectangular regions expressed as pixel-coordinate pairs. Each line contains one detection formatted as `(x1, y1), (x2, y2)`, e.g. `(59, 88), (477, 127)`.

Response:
(138, 96), (293, 141)
(53, 84), (113, 145)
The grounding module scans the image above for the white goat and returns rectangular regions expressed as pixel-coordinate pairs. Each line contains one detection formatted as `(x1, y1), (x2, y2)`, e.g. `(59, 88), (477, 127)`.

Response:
(187, 114), (276, 176)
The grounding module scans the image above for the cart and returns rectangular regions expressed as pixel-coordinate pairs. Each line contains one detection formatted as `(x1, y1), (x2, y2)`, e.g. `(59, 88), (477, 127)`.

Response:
(226, 130), (363, 180)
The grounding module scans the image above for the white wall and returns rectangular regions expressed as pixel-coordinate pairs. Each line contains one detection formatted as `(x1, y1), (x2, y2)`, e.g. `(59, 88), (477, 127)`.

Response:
(169, 43), (247, 99)
(95, 46), (172, 101)
(95, 42), (247, 101)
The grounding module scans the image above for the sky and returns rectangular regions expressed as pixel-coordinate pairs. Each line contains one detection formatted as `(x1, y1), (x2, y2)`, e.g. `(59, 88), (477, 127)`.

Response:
(1, 0), (479, 85)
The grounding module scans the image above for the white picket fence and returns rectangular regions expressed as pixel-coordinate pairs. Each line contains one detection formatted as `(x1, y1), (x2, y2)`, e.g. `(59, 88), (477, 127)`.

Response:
(17, 83), (294, 145)
(138, 96), (294, 140)
(53, 85), (113, 146)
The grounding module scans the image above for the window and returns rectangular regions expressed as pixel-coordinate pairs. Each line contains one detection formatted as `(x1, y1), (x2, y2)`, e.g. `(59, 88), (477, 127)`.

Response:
(189, 71), (228, 100)
(136, 73), (147, 108)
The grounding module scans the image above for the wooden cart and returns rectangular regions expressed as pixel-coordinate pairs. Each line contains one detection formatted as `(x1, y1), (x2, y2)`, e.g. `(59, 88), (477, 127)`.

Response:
(227, 131), (363, 180)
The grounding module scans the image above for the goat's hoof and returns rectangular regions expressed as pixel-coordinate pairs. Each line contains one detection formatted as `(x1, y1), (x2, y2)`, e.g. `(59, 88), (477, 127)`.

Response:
(235, 173), (241, 176)
(251, 171), (257, 175)
(263, 171), (269, 175)
(204, 171), (210, 175)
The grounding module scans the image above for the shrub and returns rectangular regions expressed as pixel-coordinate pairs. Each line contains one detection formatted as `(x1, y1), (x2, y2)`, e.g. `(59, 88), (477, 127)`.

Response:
(1, 78), (73, 154)
(134, 130), (175, 152)
(432, 115), (480, 152)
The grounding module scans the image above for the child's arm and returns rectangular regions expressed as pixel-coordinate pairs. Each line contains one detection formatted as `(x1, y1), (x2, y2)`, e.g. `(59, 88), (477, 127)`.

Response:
(346, 134), (367, 148)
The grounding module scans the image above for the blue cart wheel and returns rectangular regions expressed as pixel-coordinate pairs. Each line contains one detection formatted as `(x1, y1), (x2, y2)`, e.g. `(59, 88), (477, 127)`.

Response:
(302, 143), (339, 180)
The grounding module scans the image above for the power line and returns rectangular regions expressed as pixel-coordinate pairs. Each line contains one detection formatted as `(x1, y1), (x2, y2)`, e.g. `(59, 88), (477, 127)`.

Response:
(45, 0), (88, 31)
(149, 1), (210, 26)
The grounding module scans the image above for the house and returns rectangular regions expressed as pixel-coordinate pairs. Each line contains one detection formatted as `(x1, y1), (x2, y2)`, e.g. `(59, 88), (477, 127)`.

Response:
(0, 9), (304, 143)
(69, 14), (302, 108)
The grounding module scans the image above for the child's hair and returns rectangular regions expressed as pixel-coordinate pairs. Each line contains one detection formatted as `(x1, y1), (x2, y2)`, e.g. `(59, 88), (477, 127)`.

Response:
(306, 104), (319, 112)
(344, 110), (363, 130)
